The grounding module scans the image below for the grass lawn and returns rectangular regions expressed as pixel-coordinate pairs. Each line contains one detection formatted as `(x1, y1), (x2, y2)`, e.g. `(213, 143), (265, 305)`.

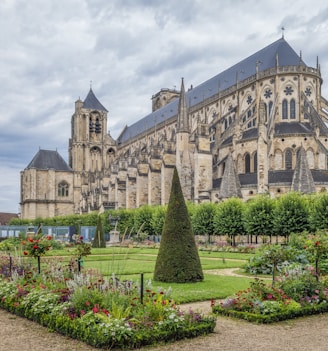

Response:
(46, 246), (254, 304)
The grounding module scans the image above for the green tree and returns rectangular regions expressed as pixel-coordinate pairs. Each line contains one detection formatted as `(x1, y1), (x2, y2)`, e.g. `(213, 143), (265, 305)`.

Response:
(191, 202), (216, 243)
(213, 198), (245, 246)
(308, 193), (328, 231)
(273, 192), (310, 242)
(92, 215), (106, 248)
(154, 168), (203, 283)
(134, 205), (154, 237)
(151, 205), (167, 237)
(244, 195), (275, 244)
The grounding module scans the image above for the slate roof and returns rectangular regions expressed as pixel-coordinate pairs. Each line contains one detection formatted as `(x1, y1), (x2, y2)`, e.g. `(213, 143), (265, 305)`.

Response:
(242, 128), (258, 140)
(213, 169), (328, 190)
(118, 37), (305, 144)
(239, 173), (258, 186)
(26, 149), (72, 171)
(83, 89), (108, 112)
(274, 122), (313, 135)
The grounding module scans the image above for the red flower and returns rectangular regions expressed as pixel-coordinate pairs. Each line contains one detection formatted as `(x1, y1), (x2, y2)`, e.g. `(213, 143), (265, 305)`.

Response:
(46, 235), (52, 240)
(28, 238), (34, 243)
(33, 245), (39, 249)
(92, 304), (99, 313)
(315, 241), (320, 246)
(23, 251), (28, 256)
(85, 301), (90, 306)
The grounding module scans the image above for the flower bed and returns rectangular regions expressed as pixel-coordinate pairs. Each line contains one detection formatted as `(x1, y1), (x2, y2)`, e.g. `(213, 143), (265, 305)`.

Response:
(212, 276), (328, 324)
(0, 256), (215, 349)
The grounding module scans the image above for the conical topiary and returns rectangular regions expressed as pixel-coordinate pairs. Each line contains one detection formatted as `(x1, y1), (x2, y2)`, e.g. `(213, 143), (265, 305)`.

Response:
(92, 215), (106, 248)
(153, 167), (203, 283)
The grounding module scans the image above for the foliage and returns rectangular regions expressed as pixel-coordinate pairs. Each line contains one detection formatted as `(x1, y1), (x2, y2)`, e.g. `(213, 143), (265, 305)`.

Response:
(151, 205), (167, 236)
(191, 202), (216, 239)
(308, 193), (328, 231)
(272, 192), (310, 240)
(244, 242), (308, 275)
(72, 235), (92, 260)
(92, 216), (106, 248)
(22, 235), (52, 258)
(278, 264), (327, 304)
(134, 205), (155, 237)
(154, 167), (203, 283)
(243, 195), (275, 243)
(0, 259), (215, 349)
(0, 237), (22, 252)
(213, 197), (245, 245)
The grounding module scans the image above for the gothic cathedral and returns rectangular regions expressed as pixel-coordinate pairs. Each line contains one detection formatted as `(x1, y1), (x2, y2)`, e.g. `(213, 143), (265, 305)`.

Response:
(20, 37), (328, 219)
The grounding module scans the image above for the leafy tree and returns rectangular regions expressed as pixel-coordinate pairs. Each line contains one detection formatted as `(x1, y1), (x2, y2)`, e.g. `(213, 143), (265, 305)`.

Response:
(273, 192), (310, 242)
(308, 193), (328, 231)
(92, 215), (106, 248)
(244, 195), (275, 244)
(151, 205), (167, 237)
(154, 168), (203, 283)
(191, 202), (216, 243)
(213, 198), (245, 246)
(134, 205), (154, 237)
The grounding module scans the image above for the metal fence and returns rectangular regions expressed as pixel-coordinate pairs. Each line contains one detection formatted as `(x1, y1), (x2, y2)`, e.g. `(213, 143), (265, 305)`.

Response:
(0, 225), (97, 243)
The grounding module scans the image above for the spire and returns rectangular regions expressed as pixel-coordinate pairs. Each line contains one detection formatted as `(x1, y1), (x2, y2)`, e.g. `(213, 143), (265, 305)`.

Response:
(177, 78), (189, 133)
(291, 146), (316, 193)
(219, 154), (242, 199)
(83, 88), (108, 112)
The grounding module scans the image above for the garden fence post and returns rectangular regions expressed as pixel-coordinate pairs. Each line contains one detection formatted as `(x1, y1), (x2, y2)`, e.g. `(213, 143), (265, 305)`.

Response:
(9, 254), (12, 276)
(37, 256), (41, 274)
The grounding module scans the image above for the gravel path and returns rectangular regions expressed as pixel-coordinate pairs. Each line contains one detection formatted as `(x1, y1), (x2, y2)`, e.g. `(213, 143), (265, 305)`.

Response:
(1, 268), (327, 350)
(1, 302), (328, 351)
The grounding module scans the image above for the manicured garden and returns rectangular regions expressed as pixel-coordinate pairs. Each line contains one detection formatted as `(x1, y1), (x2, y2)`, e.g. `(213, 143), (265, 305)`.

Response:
(212, 232), (328, 323)
(0, 243), (219, 349)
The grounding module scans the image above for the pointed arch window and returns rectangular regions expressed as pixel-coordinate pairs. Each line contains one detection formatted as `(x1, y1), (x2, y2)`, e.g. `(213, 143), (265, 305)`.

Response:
(58, 181), (69, 197)
(245, 153), (251, 173)
(290, 99), (296, 119)
(253, 152), (257, 173)
(282, 99), (288, 119)
(285, 149), (293, 170)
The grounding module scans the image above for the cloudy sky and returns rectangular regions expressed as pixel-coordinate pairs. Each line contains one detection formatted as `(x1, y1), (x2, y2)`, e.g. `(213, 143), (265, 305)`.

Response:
(1, 0), (328, 214)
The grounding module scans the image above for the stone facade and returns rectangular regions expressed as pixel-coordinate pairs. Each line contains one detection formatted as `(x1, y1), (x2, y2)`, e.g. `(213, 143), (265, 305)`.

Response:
(20, 37), (328, 219)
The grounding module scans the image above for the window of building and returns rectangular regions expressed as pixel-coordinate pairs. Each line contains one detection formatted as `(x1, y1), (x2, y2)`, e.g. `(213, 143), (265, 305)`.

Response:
(58, 181), (69, 197)
(253, 152), (257, 173)
(285, 149), (293, 170)
(245, 153), (251, 173)
(290, 99), (296, 119)
(282, 99), (288, 119)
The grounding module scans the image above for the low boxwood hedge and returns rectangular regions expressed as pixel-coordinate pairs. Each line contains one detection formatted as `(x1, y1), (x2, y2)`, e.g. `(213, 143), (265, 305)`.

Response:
(0, 300), (216, 349)
(212, 302), (328, 324)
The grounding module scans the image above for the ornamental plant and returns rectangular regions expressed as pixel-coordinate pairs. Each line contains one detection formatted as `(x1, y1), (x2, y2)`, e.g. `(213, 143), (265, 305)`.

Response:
(22, 235), (52, 258)
(301, 232), (328, 281)
(0, 259), (215, 349)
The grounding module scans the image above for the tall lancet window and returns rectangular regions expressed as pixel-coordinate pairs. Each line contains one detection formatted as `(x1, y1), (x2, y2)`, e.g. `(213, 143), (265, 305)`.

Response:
(285, 148), (293, 170)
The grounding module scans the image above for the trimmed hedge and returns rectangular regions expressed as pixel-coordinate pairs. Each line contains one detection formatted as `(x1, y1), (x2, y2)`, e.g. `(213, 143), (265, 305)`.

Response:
(212, 302), (328, 324)
(0, 298), (215, 349)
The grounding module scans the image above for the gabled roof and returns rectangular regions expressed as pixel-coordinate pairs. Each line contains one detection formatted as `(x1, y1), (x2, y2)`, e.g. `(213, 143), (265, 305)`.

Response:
(118, 37), (305, 144)
(0, 212), (18, 225)
(26, 149), (72, 171)
(83, 89), (108, 112)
